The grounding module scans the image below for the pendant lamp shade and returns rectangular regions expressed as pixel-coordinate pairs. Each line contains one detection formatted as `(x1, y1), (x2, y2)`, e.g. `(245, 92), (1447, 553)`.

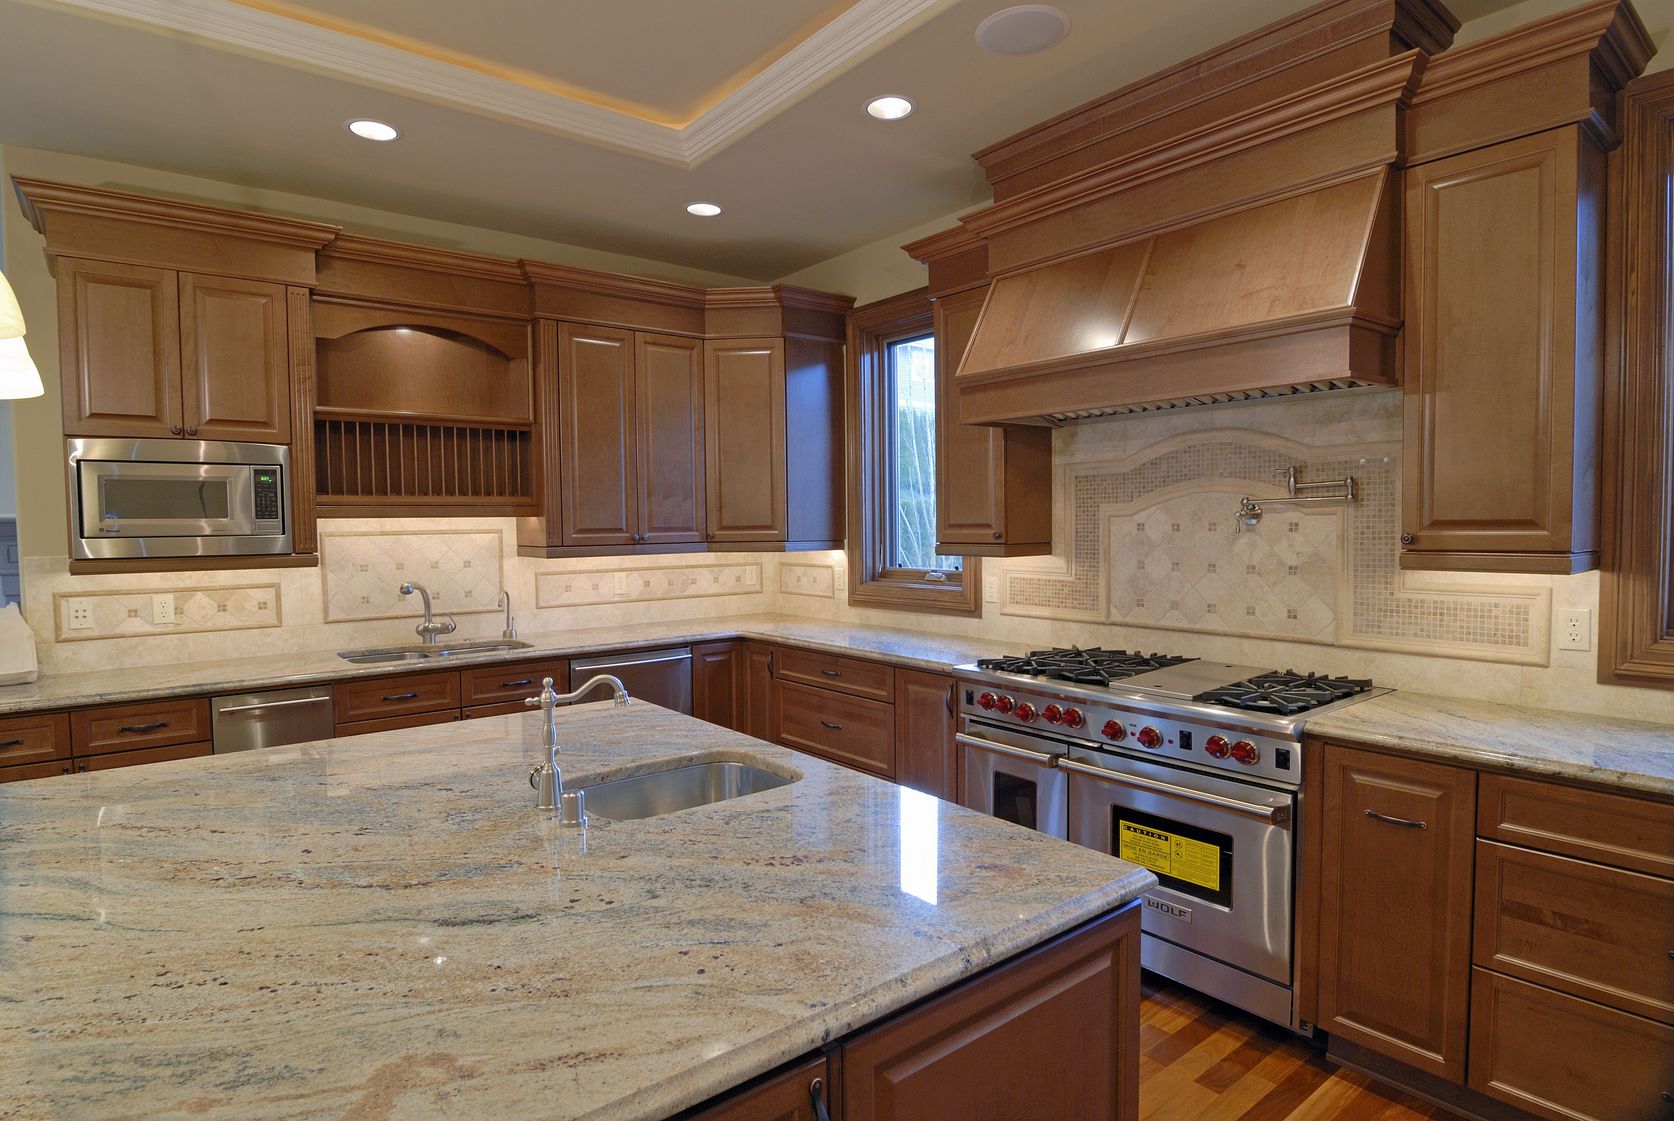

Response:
(0, 271), (23, 339)
(0, 337), (44, 399)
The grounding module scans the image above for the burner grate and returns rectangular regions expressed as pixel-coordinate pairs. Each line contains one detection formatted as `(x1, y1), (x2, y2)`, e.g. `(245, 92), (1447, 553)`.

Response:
(975, 646), (1195, 687)
(1194, 671), (1373, 716)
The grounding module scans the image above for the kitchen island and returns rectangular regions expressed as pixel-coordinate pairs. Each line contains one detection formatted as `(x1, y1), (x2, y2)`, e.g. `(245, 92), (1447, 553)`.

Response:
(0, 699), (1153, 1121)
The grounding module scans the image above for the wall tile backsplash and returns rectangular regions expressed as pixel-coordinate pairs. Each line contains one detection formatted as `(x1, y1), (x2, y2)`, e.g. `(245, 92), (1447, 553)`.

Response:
(536, 562), (761, 608)
(52, 584), (281, 642)
(320, 529), (504, 622)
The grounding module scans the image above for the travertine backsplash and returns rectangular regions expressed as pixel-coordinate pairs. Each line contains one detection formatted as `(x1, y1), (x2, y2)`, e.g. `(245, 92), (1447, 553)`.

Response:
(320, 529), (504, 622)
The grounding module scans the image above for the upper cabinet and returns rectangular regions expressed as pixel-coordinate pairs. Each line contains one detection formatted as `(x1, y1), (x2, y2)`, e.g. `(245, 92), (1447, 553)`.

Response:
(704, 337), (786, 544)
(179, 273), (292, 442)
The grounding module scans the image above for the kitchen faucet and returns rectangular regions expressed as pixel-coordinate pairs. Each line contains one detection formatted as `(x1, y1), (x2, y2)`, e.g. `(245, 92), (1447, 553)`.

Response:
(398, 582), (456, 645)
(525, 674), (631, 825)
(499, 590), (516, 640)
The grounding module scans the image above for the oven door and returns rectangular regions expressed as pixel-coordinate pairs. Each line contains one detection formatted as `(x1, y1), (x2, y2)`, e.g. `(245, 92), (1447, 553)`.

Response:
(1064, 752), (1294, 986)
(957, 719), (1069, 840)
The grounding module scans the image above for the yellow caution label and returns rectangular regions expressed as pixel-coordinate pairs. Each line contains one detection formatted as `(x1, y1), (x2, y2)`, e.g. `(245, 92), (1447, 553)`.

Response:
(1118, 821), (1221, 891)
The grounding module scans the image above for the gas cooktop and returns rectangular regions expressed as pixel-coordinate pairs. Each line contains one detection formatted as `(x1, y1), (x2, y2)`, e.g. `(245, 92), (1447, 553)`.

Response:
(974, 647), (1194, 686)
(1194, 670), (1374, 716)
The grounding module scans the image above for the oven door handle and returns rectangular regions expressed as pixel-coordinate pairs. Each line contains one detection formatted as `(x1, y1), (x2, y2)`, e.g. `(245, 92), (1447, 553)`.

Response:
(1058, 757), (1292, 826)
(955, 732), (1061, 768)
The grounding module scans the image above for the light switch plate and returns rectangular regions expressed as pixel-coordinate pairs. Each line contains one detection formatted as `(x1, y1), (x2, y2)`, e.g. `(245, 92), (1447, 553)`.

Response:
(745, 567), (758, 586)
(151, 594), (176, 625)
(612, 572), (628, 596)
(66, 598), (93, 630)
(1558, 608), (1591, 651)
(983, 576), (999, 603)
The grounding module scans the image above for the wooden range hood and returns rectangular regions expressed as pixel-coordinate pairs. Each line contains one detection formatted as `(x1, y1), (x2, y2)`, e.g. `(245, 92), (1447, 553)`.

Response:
(954, 170), (1400, 426)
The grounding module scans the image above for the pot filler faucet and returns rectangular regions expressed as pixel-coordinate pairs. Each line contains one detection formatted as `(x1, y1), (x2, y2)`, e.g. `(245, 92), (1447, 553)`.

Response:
(399, 582), (456, 645)
(525, 674), (632, 825)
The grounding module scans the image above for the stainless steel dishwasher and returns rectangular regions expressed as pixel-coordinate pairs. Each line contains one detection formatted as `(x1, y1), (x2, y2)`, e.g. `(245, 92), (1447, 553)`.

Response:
(211, 685), (336, 753)
(569, 647), (692, 713)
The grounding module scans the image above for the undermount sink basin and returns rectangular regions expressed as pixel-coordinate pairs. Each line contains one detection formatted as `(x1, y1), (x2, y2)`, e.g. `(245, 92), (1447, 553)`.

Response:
(338, 640), (532, 664)
(579, 761), (795, 822)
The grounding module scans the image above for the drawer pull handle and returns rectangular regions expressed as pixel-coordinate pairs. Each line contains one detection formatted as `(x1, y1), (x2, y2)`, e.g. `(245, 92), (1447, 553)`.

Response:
(381, 692), (420, 702)
(0, 738), (24, 748)
(810, 1077), (832, 1121)
(820, 720), (843, 731)
(821, 669), (842, 677)
(1365, 809), (1426, 830)
(117, 722), (168, 735)
(499, 678), (534, 689)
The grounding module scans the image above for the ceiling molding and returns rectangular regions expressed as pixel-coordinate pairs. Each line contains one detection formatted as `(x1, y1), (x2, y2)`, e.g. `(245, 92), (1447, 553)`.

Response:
(37, 0), (957, 167)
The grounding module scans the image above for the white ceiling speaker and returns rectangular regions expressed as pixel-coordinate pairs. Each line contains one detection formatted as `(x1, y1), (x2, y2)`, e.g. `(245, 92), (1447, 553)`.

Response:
(975, 5), (1070, 55)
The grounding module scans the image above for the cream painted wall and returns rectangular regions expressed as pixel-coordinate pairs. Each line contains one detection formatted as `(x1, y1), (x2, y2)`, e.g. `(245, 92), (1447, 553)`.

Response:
(776, 206), (972, 307)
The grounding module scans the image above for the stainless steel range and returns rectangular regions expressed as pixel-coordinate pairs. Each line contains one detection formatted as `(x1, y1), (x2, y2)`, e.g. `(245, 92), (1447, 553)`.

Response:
(953, 646), (1387, 1031)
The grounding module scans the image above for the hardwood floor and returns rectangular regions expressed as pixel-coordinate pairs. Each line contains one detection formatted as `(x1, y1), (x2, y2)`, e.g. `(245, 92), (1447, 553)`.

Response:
(1140, 977), (1467, 1121)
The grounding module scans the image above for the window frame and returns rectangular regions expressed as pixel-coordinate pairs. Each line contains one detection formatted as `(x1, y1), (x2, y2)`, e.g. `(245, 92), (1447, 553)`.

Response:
(1600, 71), (1674, 689)
(846, 288), (979, 615)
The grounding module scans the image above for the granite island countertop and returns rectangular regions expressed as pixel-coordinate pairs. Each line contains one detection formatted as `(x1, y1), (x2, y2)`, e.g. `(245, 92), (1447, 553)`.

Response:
(0, 700), (1154, 1121)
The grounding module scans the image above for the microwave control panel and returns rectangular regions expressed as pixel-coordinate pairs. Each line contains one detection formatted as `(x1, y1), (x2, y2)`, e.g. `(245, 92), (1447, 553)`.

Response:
(253, 468), (282, 525)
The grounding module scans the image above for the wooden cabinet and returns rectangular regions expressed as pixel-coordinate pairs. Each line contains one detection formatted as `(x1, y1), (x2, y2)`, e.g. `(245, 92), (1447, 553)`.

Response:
(893, 670), (956, 801)
(1316, 744), (1476, 1082)
(71, 696), (212, 756)
(557, 323), (638, 547)
(704, 338), (787, 544)
(1401, 126), (1605, 574)
(932, 287), (1051, 557)
(0, 712), (71, 769)
(333, 670), (461, 727)
(742, 643), (775, 742)
(772, 648), (894, 703)
(78, 742), (212, 771)
(685, 1056), (828, 1121)
(637, 333), (706, 545)
(775, 680), (895, 779)
(58, 260), (292, 443)
(692, 641), (744, 731)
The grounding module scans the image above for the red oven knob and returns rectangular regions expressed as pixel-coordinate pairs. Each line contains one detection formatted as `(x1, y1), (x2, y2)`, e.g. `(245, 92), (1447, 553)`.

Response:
(1064, 708), (1085, 729)
(978, 691), (998, 711)
(1101, 720), (1125, 741)
(1231, 740), (1261, 766)
(1014, 702), (1037, 723)
(1042, 704), (1064, 724)
(995, 695), (1015, 714)
(1136, 726), (1164, 750)
(1205, 734), (1232, 759)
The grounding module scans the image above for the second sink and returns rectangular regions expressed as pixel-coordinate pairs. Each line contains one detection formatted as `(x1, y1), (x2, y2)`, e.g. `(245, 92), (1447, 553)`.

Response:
(578, 761), (795, 822)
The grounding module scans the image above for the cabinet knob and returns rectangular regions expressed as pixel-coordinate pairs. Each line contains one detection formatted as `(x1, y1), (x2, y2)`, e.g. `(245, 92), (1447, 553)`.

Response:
(1400, 533), (1414, 546)
(992, 530), (1003, 540)
(170, 425), (182, 435)
(707, 532), (716, 541)
(809, 1077), (832, 1121)
(185, 426), (198, 436)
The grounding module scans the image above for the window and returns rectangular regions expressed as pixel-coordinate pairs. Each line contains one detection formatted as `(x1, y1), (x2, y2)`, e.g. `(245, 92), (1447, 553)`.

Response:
(847, 290), (978, 614)
(1601, 73), (1674, 689)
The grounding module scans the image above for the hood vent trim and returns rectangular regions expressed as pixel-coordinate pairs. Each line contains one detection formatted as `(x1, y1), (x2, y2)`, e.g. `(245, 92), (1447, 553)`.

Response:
(1041, 378), (1383, 423)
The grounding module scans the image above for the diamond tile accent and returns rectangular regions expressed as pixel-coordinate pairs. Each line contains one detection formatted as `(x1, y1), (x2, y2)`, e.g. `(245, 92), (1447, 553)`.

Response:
(537, 563), (761, 608)
(321, 530), (503, 622)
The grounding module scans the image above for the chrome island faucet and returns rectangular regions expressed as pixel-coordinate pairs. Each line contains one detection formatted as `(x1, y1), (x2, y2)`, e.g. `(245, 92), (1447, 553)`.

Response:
(399, 581), (456, 645)
(525, 674), (631, 825)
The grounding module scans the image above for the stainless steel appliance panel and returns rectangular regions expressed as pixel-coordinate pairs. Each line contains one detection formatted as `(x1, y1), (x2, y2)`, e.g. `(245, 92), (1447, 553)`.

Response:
(212, 686), (335, 754)
(570, 647), (692, 714)
(957, 719), (1070, 839)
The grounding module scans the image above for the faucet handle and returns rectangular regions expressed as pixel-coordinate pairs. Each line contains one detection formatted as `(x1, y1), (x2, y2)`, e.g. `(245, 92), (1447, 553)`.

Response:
(523, 677), (558, 709)
(439, 613), (457, 635)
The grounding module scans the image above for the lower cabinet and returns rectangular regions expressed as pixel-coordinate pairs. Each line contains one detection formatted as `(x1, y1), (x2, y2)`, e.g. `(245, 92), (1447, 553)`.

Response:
(775, 679), (895, 779)
(742, 643), (775, 741)
(892, 670), (957, 801)
(692, 641), (745, 732)
(684, 903), (1141, 1121)
(78, 742), (212, 770)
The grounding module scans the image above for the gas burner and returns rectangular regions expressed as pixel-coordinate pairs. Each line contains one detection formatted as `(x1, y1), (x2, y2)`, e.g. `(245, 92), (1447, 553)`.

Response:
(975, 646), (1196, 687)
(1194, 671), (1373, 716)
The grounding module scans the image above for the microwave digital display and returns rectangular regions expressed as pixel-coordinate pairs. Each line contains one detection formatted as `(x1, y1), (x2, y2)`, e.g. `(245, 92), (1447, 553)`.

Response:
(101, 477), (231, 521)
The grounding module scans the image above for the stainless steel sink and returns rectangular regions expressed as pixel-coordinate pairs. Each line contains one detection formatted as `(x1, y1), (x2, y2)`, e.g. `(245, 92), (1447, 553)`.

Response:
(578, 761), (795, 821)
(338, 648), (435, 664)
(338, 640), (532, 664)
(435, 640), (532, 657)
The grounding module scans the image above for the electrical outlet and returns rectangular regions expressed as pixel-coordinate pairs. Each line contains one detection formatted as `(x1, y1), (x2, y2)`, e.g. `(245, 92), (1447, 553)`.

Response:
(613, 572), (627, 596)
(1558, 608), (1592, 651)
(151, 593), (176, 625)
(744, 567), (758, 587)
(983, 576), (999, 604)
(66, 598), (93, 631)
(832, 566), (845, 595)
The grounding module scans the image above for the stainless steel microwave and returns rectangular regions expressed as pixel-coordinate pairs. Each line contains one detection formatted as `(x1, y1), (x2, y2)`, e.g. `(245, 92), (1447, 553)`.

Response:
(67, 438), (291, 560)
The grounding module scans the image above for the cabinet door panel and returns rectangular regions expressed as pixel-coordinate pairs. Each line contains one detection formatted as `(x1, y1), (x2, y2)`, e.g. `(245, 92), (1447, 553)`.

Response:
(179, 273), (291, 442)
(71, 697), (211, 756)
(704, 339), (786, 542)
(893, 670), (956, 801)
(333, 670), (460, 724)
(692, 641), (743, 731)
(559, 324), (638, 546)
(636, 333), (705, 544)
(1317, 745), (1475, 1082)
(742, 643), (775, 742)
(936, 289), (1004, 545)
(58, 259), (182, 438)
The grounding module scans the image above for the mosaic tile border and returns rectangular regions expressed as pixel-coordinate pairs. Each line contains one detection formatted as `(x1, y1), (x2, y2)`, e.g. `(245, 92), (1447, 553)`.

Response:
(1002, 429), (1550, 665)
(536, 563), (763, 608)
(52, 584), (282, 643)
(320, 529), (504, 623)
(780, 563), (838, 599)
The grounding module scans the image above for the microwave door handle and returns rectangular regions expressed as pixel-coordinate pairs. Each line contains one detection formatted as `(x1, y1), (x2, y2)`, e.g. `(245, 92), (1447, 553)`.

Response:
(954, 732), (1061, 767)
(1057, 757), (1292, 826)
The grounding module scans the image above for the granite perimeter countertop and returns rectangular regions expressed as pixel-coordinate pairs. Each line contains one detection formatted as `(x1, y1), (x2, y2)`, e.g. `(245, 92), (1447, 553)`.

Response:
(0, 700), (1154, 1121)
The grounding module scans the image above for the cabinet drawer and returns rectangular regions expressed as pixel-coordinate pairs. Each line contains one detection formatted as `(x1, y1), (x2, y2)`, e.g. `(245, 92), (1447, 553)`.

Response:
(462, 659), (568, 707)
(1475, 840), (1674, 1024)
(775, 680), (894, 778)
(333, 671), (460, 725)
(1479, 773), (1674, 877)
(0, 759), (75, 783)
(78, 742), (212, 771)
(335, 710), (459, 737)
(0, 712), (70, 767)
(462, 700), (531, 719)
(773, 647), (894, 702)
(72, 697), (210, 756)
(1468, 970), (1674, 1121)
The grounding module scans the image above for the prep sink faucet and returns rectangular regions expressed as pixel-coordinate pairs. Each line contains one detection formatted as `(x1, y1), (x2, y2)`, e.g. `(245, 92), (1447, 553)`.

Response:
(525, 674), (632, 825)
(399, 582), (456, 645)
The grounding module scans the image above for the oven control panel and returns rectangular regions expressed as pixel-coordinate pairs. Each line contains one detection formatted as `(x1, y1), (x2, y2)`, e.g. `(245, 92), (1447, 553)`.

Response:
(960, 684), (1300, 787)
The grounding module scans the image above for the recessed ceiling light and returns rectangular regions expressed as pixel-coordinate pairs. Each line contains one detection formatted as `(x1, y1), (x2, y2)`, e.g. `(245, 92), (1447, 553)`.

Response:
(865, 95), (915, 121)
(346, 119), (401, 142)
(976, 5), (1070, 55)
(686, 202), (722, 217)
